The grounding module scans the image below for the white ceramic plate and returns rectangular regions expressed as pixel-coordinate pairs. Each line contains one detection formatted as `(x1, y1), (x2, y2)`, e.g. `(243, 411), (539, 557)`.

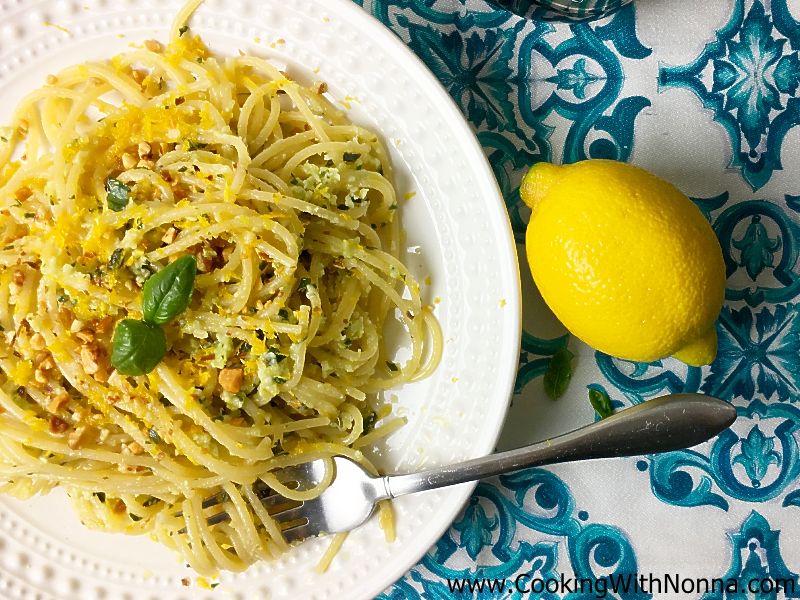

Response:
(0, 1), (521, 598)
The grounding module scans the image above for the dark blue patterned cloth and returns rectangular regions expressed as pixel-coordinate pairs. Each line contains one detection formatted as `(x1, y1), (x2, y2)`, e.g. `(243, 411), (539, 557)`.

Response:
(351, 0), (800, 597)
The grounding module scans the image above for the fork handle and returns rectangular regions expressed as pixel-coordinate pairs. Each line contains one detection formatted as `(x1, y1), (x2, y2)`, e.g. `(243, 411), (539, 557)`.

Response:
(382, 393), (735, 499)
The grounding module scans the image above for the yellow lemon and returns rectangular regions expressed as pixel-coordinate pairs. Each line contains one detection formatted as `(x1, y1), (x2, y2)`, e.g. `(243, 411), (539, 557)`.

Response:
(520, 159), (725, 366)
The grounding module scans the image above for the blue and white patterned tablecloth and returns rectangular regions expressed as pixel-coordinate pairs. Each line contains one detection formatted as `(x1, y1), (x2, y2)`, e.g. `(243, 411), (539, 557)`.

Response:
(348, 0), (800, 597)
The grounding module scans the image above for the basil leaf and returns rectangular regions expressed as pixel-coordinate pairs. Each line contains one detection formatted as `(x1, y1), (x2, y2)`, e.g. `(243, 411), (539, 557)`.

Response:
(106, 178), (130, 212)
(543, 347), (574, 400)
(589, 388), (615, 419)
(111, 319), (166, 375)
(142, 255), (197, 324)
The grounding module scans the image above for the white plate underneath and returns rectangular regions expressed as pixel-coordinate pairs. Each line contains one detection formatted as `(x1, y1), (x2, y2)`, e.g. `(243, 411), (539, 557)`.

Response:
(0, 0), (521, 598)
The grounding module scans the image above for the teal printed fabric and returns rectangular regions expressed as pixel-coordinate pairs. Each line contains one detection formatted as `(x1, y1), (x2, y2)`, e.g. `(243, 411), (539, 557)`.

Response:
(350, 0), (800, 597)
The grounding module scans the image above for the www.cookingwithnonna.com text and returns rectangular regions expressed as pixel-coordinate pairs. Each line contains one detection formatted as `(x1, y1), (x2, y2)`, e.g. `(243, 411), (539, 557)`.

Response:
(445, 572), (797, 597)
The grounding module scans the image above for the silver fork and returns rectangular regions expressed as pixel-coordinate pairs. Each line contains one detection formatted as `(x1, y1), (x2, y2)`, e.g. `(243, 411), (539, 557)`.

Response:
(202, 393), (735, 542)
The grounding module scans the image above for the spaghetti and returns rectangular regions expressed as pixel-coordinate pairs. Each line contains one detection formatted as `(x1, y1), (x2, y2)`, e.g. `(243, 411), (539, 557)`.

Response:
(0, 1), (440, 574)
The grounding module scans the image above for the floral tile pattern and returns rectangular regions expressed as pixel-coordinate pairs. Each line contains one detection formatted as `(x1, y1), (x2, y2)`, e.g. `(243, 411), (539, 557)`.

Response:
(350, 0), (800, 596)
(658, 0), (800, 191)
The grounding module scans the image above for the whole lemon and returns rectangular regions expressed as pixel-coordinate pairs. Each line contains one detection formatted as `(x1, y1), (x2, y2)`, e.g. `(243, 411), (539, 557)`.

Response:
(521, 159), (725, 366)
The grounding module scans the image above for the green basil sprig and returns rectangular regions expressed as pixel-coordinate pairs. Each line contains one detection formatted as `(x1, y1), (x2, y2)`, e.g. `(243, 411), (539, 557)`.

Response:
(142, 255), (197, 324)
(111, 320), (167, 376)
(106, 178), (131, 212)
(589, 388), (615, 420)
(543, 346), (574, 400)
(110, 255), (197, 376)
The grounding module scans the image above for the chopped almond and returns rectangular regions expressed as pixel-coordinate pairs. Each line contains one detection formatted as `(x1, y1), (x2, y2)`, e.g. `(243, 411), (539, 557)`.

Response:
(14, 187), (32, 202)
(11, 269), (24, 286)
(137, 141), (152, 159)
(34, 368), (48, 385)
(121, 152), (137, 170)
(112, 498), (126, 513)
(74, 331), (94, 344)
(93, 316), (114, 334)
(49, 415), (69, 434)
(229, 417), (247, 426)
(218, 368), (244, 393)
(46, 74), (58, 85)
(161, 227), (179, 245)
(30, 333), (46, 351)
(39, 355), (55, 371)
(126, 441), (144, 455)
(144, 39), (162, 53)
(131, 69), (146, 84)
(48, 391), (70, 413)
(67, 426), (86, 449)
(58, 307), (74, 326)
(80, 346), (100, 375)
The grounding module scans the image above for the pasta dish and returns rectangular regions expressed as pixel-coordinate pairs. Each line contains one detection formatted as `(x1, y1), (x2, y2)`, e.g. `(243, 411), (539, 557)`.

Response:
(0, 0), (440, 574)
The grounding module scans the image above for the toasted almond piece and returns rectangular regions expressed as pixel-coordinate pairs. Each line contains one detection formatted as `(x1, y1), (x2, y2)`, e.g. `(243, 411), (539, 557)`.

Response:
(121, 152), (137, 170)
(127, 442), (144, 455)
(161, 227), (179, 245)
(39, 355), (55, 371)
(46, 74), (58, 85)
(80, 346), (100, 375)
(94, 316), (114, 334)
(218, 368), (244, 393)
(112, 498), (126, 513)
(131, 69), (146, 84)
(75, 331), (94, 343)
(144, 39), (162, 53)
(30, 333), (46, 351)
(49, 415), (69, 434)
(70, 319), (85, 333)
(14, 187), (33, 202)
(11, 269), (24, 285)
(137, 141), (152, 159)
(68, 426), (86, 449)
(48, 391), (70, 413)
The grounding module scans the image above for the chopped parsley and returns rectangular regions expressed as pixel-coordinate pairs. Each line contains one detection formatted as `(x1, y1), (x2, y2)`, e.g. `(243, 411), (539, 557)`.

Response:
(148, 427), (161, 444)
(342, 152), (361, 162)
(362, 412), (377, 433)
(107, 248), (125, 269)
(105, 178), (130, 212)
